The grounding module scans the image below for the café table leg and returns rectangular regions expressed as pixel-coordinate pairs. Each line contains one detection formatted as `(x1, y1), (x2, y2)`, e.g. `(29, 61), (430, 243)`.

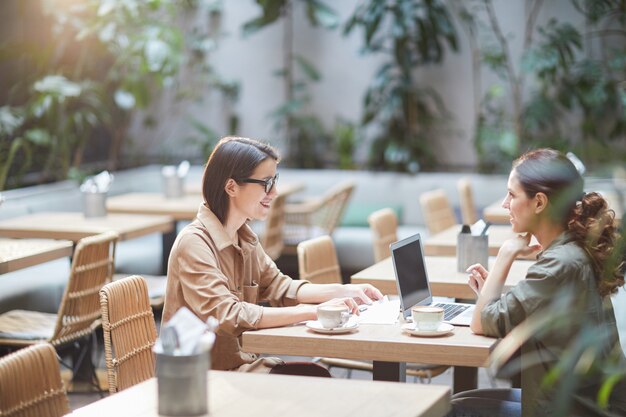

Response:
(453, 366), (477, 393)
(161, 228), (177, 275)
(373, 361), (407, 382)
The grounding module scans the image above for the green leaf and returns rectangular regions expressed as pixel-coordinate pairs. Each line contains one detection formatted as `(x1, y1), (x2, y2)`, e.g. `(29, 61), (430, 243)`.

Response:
(24, 128), (52, 146)
(294, 55), (321, 81)
(305, 0), (339, 29)
(242, 0), (285, 37)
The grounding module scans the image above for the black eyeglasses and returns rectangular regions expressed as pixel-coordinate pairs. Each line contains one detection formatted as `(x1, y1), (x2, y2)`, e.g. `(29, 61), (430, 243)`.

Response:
(239, 173), (279, 194)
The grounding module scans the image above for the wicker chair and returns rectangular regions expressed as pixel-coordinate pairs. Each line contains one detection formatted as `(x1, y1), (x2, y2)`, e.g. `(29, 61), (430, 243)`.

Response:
(100, 275), (158, 394)
(0, 343), (70, 417)
(0, 232), (118, 388)
(367, 208), (399, 262)
(457, 178), (478, 225)
(298, 235), (449, 381)
(419, 189), (457, 235)
(260, 190), (288, 260)
(282, 181), (355, 255)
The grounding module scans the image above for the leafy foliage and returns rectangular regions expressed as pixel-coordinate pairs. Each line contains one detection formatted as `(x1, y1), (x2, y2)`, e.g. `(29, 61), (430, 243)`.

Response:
(345, 0), (459, 171)
(243, 0), (339, 168)
(0, 0), (233, 189)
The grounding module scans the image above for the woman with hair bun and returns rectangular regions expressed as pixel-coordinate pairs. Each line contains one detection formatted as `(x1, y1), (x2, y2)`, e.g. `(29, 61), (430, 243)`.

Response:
(449, 148), (626, 416)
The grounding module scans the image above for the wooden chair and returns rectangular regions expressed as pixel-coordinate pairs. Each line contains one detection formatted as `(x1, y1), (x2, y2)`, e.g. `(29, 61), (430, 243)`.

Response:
(297, 235), (449, 381)
(0, 232), (118, 388)
(368, 208), (398, 262)
(297, 235), (342, 285)
(283, 181), (355, 255)
(100, 275), (158, 394)
(457, 178), (478, 225)
(419, 189), (456, 234)
(0, 343), (70, 417)
(260, 190), (288, 260)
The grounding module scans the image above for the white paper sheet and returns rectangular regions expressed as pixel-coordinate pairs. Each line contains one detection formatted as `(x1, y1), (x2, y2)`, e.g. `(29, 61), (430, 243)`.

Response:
(356, 296), (400, 324)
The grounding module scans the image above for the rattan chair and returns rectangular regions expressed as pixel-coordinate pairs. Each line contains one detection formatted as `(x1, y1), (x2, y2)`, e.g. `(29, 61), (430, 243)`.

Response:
(282, 181), (355, 255)
(260, 190), (288, 260)
(457, 178), (478, 225)
(368, 208), (399, 262)
(298, 235), (449, 381)
(100, 275), (158, 394)
(0, 343), (70, 417)
(0, 232), (118, 387)
(419, 189), (457, 234)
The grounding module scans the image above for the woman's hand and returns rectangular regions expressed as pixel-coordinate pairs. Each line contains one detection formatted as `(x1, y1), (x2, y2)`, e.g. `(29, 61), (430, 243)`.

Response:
(342, 284), (384, 305)
(466, 263), (488, 296)
(501, 233), (542, 259)
(316, 297), (360, 315)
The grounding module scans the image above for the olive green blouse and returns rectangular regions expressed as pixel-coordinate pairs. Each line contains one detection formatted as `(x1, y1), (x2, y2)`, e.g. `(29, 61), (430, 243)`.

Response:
(481, 231), (626, 417)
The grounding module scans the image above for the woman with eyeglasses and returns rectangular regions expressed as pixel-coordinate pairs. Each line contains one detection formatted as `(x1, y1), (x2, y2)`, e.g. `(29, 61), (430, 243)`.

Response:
(448, 148), (626, 417)
(162, 136), (382, 376)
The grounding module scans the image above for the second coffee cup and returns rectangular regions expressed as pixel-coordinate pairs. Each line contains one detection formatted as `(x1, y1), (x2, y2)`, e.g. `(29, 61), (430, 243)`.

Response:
(317, 305), (350, 329)
(411, 306), (444, 331)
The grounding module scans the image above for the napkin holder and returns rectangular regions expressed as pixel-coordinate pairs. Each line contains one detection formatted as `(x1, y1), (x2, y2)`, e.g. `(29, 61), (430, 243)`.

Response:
(82, 191), (107, 218)
(457, 232), (488, 273)
(156, 348), (210, 416)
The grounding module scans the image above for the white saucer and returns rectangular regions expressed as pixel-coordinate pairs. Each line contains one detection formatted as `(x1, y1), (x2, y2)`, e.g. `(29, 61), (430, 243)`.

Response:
(401, 322), (454, 337)
(305, 320), (359, 334)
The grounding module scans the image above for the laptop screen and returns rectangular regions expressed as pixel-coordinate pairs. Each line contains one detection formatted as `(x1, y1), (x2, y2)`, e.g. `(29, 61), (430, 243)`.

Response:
(390, 233), (433, 318)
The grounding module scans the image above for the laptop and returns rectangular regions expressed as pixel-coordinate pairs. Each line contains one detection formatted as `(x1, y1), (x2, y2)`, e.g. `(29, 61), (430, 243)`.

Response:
(391, 233), (475, 326)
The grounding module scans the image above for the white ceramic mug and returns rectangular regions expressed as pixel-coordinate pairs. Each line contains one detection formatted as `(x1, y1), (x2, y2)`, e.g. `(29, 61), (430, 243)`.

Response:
(411, 306), (444, 331)
(317, 305), (350, 329)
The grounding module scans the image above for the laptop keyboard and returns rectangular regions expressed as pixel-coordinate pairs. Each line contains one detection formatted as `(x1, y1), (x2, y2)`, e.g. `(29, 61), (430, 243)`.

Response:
(434, 303), (470, 321)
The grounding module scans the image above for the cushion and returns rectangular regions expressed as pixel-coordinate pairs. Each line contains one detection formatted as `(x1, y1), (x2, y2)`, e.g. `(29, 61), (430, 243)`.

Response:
(340, 203), (403, 227)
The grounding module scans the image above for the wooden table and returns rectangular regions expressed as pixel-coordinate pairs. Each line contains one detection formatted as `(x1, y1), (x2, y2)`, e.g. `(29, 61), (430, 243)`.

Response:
(107, 192), (203, 221)
(0, 238), (73, 274)
(0, 212), (175, 274)
(483, 190), (623, 224)
(351, 256), (534, 299)
(424, 224), (523, 257)
(243, 321), (497, 393)
(70, 370), (451, 417)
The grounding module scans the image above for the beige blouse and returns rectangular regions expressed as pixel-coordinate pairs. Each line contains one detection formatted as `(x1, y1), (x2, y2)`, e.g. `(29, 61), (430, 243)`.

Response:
(163, 203), (309, 372)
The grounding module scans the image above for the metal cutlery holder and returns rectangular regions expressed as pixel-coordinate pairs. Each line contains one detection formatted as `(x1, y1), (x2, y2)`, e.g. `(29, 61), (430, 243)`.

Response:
(457, 233), (488, 272)
(156, 350), (210, 416)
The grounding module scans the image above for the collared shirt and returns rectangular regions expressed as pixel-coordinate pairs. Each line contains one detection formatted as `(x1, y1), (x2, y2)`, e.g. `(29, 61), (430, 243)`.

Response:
(163, 203), (309, 372)
(481, 231), (626, 416)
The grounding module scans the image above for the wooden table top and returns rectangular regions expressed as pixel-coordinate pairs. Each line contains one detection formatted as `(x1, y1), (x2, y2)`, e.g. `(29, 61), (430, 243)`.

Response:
(0, 212), (174, 242)
(107, 192), (203, 220)
(351, 256), (534, 299)
(70, 370), (451, 417)
(0, 238), (72, 274)
(243, 321), (496, 369)
(423, 224), (524, 257)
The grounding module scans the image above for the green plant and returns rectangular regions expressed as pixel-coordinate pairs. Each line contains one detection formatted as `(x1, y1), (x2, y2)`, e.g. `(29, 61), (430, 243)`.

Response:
(453, 0), (626, 172)
(334, 118), (359, 170)
(0, 0), (234, 189)
(243, 0), (339, 168)
(345, 0), (459, 172)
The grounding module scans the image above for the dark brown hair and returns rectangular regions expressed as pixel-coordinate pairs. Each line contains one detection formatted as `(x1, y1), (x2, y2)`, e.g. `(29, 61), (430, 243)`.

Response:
(202, 136), (279, 224)
(513, 148), (623, 296)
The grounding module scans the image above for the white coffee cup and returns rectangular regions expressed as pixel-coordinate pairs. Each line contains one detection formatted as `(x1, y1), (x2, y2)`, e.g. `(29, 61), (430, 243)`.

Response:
(411, 306), (444, 331)
(317, 305), (350, 329)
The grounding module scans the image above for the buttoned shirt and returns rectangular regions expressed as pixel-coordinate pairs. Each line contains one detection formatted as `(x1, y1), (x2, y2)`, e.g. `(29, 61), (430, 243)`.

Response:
(481, 231), (626, 416)
(163, 203), (309, 372)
